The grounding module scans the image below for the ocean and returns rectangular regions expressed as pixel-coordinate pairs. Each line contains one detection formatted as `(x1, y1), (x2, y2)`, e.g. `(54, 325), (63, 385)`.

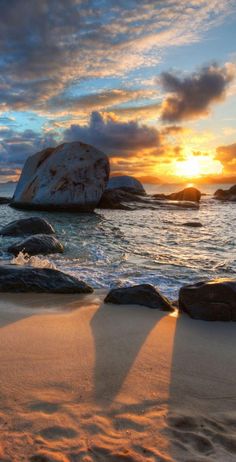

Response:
(0, 182), (235, 300)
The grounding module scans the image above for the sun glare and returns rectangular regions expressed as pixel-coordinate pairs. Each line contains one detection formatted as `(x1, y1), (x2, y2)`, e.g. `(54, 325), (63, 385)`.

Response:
(174, 155), (223, 179)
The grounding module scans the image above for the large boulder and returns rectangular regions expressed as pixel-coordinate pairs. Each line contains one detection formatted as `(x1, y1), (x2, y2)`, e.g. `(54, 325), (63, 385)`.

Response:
(153, 187), (201, 203)
(0, 217), (55, 236)
(107, 175), (146, 195)
(8, 235), (64, 256)
(0, 265), (93, 293)
(214, 185), (236, 201)
(104, 284), (174, 311)
(179, 279), (236, 321)
(11, 141), (110, 212)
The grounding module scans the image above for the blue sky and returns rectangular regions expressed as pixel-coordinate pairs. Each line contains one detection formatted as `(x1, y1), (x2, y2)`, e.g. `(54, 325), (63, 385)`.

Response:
(0, 0), (236, 183)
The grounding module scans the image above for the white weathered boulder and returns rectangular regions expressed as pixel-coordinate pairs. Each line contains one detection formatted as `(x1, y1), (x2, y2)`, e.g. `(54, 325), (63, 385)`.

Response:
(12, 142), (110, 212)
(107, 175), (145, 194)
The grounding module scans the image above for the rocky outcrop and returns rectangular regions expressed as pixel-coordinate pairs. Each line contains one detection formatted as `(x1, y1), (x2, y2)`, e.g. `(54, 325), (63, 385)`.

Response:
(0, 217), (55, 236)
(8, 235), (64, 256)
(104, 284), (174, 311)
(0, 197), (11, 205)
(98, 188), (147, 210)
(0, 265), (93, 293)
(179, 279), (236, 321)
(107, 176), (146, 195)
(11, 141), (110, 212)
(214, 185), (236, 201)
(153, 187), (201, 203)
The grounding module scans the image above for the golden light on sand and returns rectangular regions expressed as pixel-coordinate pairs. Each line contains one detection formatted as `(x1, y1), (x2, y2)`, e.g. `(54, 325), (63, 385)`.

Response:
(174, 154), (223, 179)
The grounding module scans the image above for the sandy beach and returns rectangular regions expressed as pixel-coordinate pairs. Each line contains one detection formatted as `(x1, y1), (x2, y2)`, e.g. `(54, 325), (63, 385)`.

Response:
(0, 292), (235, 461)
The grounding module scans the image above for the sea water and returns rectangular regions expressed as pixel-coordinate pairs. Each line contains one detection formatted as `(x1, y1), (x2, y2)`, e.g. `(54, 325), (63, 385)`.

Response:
(0, 182), (235, 299)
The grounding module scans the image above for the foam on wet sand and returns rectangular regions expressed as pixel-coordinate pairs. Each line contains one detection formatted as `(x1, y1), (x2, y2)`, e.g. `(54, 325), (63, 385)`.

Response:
(0, 291), (235, 461)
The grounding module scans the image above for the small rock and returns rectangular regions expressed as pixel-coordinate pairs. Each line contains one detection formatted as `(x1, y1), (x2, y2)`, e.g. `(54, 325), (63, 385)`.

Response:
(8, 234), (64, 256)
(182, 222), (203, 227)
(104, 284), (174, 311)
(179, 279), (236, 321)
(0, 265), (93, 293)
(0, 217), (55, 236)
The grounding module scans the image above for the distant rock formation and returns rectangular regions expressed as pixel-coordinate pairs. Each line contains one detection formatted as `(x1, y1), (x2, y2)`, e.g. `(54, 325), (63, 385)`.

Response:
(11, 141), (110, 212)
(104, 284), (174, 311)
(107, 175), (146, 195)
(179, 279), (236, 321)
(0, 265), (93, 293)
(153, 187), (201, 203)
(8, 235), (64, 256)
(214, 184), (236, 201)
(0, 217), (55, 236)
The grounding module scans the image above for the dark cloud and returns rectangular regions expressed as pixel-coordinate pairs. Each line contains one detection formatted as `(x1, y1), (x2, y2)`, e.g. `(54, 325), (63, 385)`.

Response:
(160, 64), (234, 122)
(63, 111), (160, 154)
(216, 142), (236, 163)
(0, 128), (57, 164)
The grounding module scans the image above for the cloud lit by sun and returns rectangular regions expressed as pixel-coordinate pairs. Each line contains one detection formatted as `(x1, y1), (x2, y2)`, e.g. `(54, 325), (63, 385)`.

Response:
(173, 154), (223, 179)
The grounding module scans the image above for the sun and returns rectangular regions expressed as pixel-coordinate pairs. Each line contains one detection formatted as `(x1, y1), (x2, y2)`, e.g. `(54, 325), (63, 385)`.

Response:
(173, 154), (223, 179)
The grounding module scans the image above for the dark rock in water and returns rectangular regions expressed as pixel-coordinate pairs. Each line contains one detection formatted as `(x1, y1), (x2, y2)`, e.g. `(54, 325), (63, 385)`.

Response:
(11, 141), (109, 212)
(182, 222), (203, 227)
(98, 188), (147, 210)
(0, 217), (55, 236)
(0, 265), (93, 293)
(0, 197), (11, 205)
(107, 175), (146, 195)
(179, 279), (236, 321)
(214, 184), (236, 201)
(153, 187), (201, 203)
(104, 284), (174, 311)
(8, 234), (64, 256)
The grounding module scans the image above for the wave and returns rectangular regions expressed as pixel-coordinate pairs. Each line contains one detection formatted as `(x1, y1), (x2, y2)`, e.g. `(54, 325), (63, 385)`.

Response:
(11, 251), (57, 269)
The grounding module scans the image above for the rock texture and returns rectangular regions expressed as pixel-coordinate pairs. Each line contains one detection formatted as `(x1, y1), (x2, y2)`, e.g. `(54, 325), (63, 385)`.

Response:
(0, 265), (93, 293)
(104, 284), (174, 311)
(107, 176), (146, 195)
(8, 235), (64, 256)
(98, 189), (147, 210)
(12, 141), (110, 212)
(0, 217), (55, 236)
(179, 279), (236, 321)
(214, 185), (236, 201)
(153, 187), (201, 203)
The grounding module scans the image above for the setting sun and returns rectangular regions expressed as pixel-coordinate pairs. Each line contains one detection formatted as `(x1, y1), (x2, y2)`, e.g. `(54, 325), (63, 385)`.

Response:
(174, 154), (223, 179)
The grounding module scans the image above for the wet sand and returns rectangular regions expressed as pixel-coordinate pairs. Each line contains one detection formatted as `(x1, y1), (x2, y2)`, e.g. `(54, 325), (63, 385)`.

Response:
(0, 291), (235, 461)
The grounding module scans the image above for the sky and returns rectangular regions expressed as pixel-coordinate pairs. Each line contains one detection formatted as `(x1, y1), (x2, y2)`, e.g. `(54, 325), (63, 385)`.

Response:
(0, 0), (236, 184)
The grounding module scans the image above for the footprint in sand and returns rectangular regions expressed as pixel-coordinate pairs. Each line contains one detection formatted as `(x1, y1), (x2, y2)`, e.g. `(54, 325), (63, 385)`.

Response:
(39, 425), (78, 441)
(29, 400), (60, 414)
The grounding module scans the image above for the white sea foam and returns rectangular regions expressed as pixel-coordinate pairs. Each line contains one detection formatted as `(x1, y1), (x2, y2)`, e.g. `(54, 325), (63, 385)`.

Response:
(11, 251), (56, 269)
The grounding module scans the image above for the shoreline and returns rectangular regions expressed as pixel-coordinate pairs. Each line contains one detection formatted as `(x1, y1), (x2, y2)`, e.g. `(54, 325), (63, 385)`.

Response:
(0, 291), (235, 461)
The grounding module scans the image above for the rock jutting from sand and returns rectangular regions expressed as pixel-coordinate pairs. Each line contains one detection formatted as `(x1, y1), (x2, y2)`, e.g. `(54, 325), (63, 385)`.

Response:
(179, 278), (236, 321)
(182, 222), (203, 227)
(214, 184), (236, 201)
(153, 186), (201, 203)
(0, 265), (93, 293)
(11, 141), (110, 212)
(0, 217), (55, 236)
(104, 284), (174, 311)
(8, 234), (64, 256)
(107, 175), (146, 195)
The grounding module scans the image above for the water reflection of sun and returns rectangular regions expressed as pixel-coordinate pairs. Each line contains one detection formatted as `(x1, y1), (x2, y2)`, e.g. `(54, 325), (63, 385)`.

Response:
(174, 154), (223, 179)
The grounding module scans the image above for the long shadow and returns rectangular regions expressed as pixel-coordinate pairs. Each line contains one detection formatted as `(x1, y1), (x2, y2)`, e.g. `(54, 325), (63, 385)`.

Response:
(166, 312), (236, 460)
(90, 301), (167, 405)
(0, 292), (95, 328)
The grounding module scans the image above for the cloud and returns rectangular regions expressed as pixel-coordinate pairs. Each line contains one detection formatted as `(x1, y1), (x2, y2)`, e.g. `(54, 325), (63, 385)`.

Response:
(63, 111), (160, 154)
(216, 142), (236, 163)
(0, 1), (234, 114)
(160, 64), (235, 122)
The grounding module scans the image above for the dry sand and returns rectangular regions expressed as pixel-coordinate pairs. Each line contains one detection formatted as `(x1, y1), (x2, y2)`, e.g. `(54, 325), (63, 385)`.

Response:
(0, 291), (235, 461)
